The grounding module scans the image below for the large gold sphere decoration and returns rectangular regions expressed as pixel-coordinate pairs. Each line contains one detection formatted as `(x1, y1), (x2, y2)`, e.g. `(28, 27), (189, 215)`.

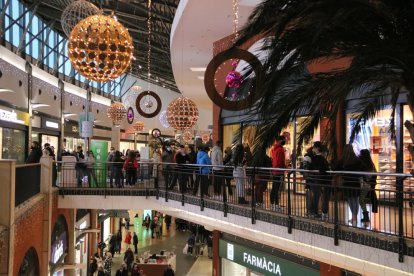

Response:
(133, 121), (145, 132)
(107, 102), (127, 125)
(166, 96), (199, 131)
(68, 15), (134, 82)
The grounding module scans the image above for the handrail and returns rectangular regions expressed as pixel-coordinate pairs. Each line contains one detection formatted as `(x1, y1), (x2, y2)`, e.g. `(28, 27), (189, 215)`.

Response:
(16, 163), (41, 168)
(54, 161), (414, 178)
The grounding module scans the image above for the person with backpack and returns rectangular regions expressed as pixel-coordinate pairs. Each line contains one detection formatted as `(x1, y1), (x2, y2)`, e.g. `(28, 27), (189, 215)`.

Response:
(123, 151), (138, 187)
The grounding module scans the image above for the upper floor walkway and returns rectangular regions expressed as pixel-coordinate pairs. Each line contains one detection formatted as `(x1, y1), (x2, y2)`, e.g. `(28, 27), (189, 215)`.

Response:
(6, 158), (414, 275)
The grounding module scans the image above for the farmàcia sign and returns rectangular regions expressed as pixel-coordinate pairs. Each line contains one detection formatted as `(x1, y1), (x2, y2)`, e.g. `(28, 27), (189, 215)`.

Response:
(219, 239), (319, 276)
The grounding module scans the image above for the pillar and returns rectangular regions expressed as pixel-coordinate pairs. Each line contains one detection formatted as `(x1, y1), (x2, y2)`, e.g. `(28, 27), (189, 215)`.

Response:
(212, 230), (220, 276)
(90, 210), (98, 256)
(111, 125), (121, 151)
(0, 160), (16, 276)
(65, 209), (76, 276)
(40, 157), (53, 275)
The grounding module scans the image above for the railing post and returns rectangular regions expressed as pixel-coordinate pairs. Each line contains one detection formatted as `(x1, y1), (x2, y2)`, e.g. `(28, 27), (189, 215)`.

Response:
(155, 165), (159, 200)
(333, 173), (339, 246)
(223, 169), (227, 217)
(251, 167), (256, 224)
(287, 172), (293, 234)
(397, 176), (405, 262)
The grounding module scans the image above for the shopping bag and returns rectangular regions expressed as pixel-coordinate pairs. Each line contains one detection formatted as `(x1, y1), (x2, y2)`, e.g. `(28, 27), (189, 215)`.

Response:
(183, 243), (189, 254)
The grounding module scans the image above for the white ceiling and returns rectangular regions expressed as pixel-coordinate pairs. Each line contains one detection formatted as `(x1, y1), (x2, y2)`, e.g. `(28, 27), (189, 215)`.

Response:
(170, 0), (261, 109)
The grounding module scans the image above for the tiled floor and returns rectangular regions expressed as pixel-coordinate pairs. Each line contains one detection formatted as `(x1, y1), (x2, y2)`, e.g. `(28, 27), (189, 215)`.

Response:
(110, 218), (211, 276)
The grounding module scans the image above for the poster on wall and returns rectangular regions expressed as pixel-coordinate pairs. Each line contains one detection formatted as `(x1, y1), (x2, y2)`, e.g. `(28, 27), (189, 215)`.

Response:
(371, 136), (381, 154)
(90, 140), (108, 188)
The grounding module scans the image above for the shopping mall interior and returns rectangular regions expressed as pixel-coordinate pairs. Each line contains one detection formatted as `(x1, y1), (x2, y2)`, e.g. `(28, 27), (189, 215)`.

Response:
(1, 0), (414, 275)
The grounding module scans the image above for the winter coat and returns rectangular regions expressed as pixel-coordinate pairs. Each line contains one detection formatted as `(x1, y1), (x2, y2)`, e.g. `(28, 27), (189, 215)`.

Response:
(123, 159), (139, 171)
(271, 144), (286, 176)
(197, 151), (211, 175)
(211, 146), (223, 170)
(26, 148), (42, 163)
(124, 232), (132, 244)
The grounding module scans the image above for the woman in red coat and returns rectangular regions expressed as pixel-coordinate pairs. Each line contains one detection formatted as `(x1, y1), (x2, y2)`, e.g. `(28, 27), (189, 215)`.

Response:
(123, 151), (139, 187)
(124, 231), (132, 249)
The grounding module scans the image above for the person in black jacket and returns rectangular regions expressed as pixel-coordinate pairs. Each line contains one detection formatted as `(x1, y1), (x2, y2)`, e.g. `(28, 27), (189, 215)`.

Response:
(26, 141), (42, 163)
(133, 232), (139, 254)
(359, 149), (378, 223)
(113, 151), (124, 188)
(187, 145), (197, 188)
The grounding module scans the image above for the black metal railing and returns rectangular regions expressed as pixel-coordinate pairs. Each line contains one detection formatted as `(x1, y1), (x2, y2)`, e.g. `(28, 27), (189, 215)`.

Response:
(56, 161), (414, 261)
(15, 163), (41, 206)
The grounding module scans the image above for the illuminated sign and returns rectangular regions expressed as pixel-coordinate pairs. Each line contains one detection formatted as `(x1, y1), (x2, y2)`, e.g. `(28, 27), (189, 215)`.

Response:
(51, 232), (67, 264)
(45, 121), (59, 129)
(0, 109), (26, 125)
(219, 239), (319, 276)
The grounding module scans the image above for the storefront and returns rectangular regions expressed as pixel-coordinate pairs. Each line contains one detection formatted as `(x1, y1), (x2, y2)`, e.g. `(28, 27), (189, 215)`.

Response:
(75, 211), (90, 276)
(0, 106), (29, 164)
(219, 239), (320, 276)
(64, 120), (84, 153)
(51, 215), (68, 276)
(32, 115), (61, 154)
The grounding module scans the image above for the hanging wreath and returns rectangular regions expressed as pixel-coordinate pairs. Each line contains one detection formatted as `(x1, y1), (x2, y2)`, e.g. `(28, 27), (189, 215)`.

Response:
(136, 91), (162, 118)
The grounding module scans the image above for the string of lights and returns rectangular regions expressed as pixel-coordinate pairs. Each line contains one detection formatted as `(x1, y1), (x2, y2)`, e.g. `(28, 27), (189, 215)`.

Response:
(233, 0), (239, 42)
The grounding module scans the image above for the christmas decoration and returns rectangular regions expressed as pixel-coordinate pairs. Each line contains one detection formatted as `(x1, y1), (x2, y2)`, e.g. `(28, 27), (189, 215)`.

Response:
(61, 0), (101, 37)
(107, 102), (126, 125)
(68, 14), (134, 82)
(166, 97), (199, 131)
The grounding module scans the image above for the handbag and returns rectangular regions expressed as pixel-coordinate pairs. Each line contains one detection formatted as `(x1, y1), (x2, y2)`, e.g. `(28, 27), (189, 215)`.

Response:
(183, 243), (189, 254)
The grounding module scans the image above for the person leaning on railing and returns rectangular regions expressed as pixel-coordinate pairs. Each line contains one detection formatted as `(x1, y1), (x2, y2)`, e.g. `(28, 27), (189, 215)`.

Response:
(123, 151), (139, 187)
(270, 136), (287, 210)
(333, 144), (366, 225)
(233, 144), (249, 204)
(359, 149), (378, 223)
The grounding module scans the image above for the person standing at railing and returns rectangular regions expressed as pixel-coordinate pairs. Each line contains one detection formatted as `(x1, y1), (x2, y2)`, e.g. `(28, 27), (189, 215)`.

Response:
(75, 146), (87, 187)
(187, 145), (197, 189)
(270, 136), (287, 211)
(123, 151), (138, 187)
(359, 149), (378, 223)
(302, 146), (315, 217)
(223, 146), (234, 197)
(86, 151), (99, 187)
(26, 141), (42, 164)
(112, 151), (124, 188)
(197, 146), (212, 197)
(334, 144), (365, 225)
(254, 155), (272, 208)
(233, 144), (249, 204)
(152, 148), (162, 187)
(308, 143), (331, 219)
(108, 147), (116, 188)
(173, 145), (191, 193)
(211, 141), (224, 197)
(162, 146), (174, 188)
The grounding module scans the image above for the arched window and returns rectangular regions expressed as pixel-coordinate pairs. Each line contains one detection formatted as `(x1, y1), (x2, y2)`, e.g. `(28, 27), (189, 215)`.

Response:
(18, 247), (39, 276)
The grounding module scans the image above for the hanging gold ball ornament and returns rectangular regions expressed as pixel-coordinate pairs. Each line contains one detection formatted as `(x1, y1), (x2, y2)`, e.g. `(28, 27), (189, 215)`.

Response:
(133, 121), (145, 132)
(68, 15), (134, 82)
(166, 96), (199, 131)
(107, 102), (127, 125)
(182, 131), (193, 142)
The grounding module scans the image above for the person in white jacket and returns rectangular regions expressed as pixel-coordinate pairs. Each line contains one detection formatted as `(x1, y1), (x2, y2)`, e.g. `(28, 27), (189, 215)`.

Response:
(211, 140), (224, 196)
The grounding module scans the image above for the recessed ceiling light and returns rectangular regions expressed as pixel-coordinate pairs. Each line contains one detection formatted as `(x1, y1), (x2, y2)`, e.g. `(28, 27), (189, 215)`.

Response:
(190, 67), (206, 72)
(197, 76), (204, 80)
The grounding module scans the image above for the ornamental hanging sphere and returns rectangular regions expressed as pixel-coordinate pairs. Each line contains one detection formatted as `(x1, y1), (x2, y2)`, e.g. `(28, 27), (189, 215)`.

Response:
(107, 102), (127, 125)
(133, 121), (145, 132)
(225, 71), (244, 88)
(61, 0), (102, 37)
(159, 110), (170, 128)
(182, 131), (193, 142)
(144, 100), (154, 109)
(68, 14), (134, 82)
(167, 97), (199, 131)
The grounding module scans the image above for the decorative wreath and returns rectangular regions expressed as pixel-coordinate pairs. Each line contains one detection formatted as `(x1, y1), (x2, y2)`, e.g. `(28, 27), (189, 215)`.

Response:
(204, 47), (262, 111)
(136, 91), (162, 118)
(127, 107), (134, 124)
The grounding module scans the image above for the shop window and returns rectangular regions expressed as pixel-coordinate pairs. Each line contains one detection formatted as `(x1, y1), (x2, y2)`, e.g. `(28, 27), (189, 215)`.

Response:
(18, 247), (39, 276)
(346, 109), (396, 199)
(0, 128), (26, 164)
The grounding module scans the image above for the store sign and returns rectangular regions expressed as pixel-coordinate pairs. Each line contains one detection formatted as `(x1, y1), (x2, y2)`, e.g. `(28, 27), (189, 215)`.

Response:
(219, 239), (319, 276)
(0, 108), (29, 125)
(51, 232), (67, 264)
(42, 118), (60, 130)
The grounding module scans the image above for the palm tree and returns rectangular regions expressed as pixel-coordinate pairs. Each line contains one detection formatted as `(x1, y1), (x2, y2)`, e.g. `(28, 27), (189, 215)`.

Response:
(232, 0), (414, 163)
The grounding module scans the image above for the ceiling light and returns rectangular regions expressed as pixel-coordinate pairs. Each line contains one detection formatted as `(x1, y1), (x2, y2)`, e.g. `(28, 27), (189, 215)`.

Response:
(197, 76), (204, 80)
(190, 67), (206, 72)
(31, 103), (50, 109)
(0, 89), (14, 93)
(64, 113), (78, 118)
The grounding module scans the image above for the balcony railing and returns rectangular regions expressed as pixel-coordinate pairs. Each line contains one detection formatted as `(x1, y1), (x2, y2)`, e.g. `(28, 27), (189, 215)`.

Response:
(55, 161), (414, 262)
(15, 163), (41, 207)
